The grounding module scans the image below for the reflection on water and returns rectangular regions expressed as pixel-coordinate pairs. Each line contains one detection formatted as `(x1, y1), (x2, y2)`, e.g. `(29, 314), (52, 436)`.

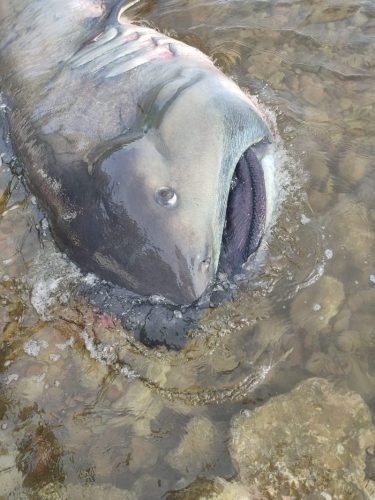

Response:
(1, 0), (375, 497)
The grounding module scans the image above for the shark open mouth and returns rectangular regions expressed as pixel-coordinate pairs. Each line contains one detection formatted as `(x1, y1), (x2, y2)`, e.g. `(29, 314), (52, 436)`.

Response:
(219, 141), (268, 276)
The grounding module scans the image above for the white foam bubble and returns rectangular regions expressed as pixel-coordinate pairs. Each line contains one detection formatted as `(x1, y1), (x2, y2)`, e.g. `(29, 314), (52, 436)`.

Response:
(5, 374), (19, 385)
(23, 339), (48, 357)
(325, 249), (333, 260)
(49, 353), (61, 362)
(79, 330), (117, 365)
(301, 214), (311, 224)
(28, 241), (97, 320)
(55, 336), (75, 350)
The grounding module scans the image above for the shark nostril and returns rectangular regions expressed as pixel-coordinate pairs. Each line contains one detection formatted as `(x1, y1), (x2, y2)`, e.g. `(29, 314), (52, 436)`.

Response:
(155, 186), (178, 208)
(199, 257), (211, 273)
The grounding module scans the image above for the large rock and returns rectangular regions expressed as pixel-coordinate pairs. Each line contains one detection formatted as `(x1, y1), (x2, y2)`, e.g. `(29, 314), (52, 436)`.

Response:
(229, 378), (375, 498)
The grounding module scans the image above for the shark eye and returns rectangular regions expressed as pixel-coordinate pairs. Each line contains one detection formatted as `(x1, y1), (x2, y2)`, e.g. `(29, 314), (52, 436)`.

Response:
(155, 186), (178, 208)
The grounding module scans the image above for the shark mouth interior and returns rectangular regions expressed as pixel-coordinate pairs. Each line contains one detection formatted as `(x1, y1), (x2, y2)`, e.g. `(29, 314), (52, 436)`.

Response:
(219, 142), (267, 276)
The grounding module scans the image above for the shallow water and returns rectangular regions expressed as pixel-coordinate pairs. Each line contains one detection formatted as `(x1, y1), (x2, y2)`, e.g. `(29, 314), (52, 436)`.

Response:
(1, 0), (375, 498)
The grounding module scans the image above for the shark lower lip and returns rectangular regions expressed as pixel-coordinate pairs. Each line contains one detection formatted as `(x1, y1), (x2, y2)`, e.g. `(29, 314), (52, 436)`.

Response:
(219, 142), (267, 275)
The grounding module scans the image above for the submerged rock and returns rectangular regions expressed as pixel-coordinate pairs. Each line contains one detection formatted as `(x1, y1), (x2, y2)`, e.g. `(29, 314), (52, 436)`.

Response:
(290, 275), (345, 335)
(326, 197), (373, 265)
(300, 75), (326, 106)
(0, 446), (24, 497)
(110, 381), (163, 436)
(166, 477), (251, 499)
(229, 378), (375, 498)
(128, 436), (159, 473)
(340, 150), (369, 184)
(64, 483), (136, 500)
(166, 416), (223, 477)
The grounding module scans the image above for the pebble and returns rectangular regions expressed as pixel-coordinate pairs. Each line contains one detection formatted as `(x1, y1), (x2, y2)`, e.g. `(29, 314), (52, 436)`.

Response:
(336, 330), (362, 353)
(300, 75), (326, 105)
(340, 150), (368, 184)
(308, 189), (333, 212)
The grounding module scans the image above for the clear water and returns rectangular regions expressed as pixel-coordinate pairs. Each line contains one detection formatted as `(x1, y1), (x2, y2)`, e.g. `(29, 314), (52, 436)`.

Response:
(0, 0), (374, 497)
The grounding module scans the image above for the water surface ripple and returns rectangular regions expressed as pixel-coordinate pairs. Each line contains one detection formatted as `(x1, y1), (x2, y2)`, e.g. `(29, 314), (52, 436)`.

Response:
(0, 0), (374, 497)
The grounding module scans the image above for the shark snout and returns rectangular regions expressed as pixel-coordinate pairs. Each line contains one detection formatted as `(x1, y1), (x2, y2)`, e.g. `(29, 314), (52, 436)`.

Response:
(171, 249), (216, 305)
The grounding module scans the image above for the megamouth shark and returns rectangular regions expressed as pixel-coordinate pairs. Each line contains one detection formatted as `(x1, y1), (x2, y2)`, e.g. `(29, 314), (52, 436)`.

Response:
(0, 0), (275, 305)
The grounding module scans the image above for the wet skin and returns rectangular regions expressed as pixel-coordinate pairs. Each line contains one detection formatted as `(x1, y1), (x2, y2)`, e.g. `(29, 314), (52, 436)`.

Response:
(0, 0), (273, 304)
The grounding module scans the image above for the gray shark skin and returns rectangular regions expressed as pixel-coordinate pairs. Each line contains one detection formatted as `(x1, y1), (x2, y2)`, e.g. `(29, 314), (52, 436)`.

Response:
(0, 0), (273, 305)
